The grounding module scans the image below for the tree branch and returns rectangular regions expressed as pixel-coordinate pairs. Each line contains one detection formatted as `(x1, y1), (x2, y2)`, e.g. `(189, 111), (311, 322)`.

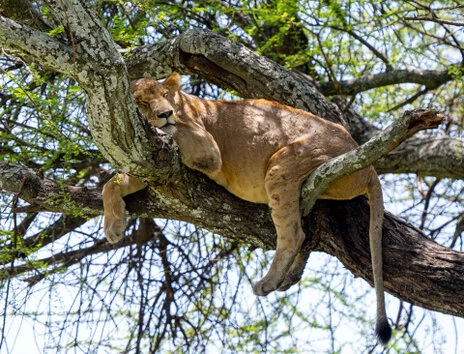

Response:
(0, 233), (139, 283)
(338, 101), (464, 179)
(0, 162), (102, 216)
(375, 135), (464, 179)
(0, 15), (75, 75)
(301, 109), (445, 215)
(319, 67), (456, 96)
(330, 25), (390, 68)
(0, 0), (53, 32)
(404, 16), (464, 27)
(0, 214), (87, 266)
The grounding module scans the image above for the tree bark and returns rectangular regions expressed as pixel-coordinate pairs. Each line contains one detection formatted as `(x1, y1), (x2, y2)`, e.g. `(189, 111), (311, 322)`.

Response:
(2, 160), (464, 318)
(318, 67), (457, 96)
(375, 135), (464, 179)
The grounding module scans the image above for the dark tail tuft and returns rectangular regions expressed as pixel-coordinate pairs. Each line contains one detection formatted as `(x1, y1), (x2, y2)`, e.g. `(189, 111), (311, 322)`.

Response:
(376, 319), (392, 345)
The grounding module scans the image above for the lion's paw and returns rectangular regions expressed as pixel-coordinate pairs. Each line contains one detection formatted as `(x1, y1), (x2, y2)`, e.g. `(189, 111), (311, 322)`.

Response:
(253, 277), (282, 296)
(276, 273), (301, 292)
(104, 217), (126, 244)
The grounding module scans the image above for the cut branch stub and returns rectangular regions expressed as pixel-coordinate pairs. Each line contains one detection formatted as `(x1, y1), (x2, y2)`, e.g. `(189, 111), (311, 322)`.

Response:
(300, 109), (445, 216)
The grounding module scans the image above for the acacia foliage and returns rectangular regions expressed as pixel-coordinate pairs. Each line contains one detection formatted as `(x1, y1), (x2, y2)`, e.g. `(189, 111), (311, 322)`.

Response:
(0, 1), (463, 353)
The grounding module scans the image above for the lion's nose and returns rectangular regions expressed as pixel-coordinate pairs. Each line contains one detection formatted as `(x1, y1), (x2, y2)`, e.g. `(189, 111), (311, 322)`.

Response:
(157, 110), (173, 119)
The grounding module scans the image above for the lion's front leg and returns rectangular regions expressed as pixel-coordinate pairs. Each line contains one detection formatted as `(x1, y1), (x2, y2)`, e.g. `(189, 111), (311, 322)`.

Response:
(102, 174), (146, 243)
(175, 123), (223, 178)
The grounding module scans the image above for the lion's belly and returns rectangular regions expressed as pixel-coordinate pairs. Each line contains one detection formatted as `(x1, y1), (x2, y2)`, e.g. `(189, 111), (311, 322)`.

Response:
(214, 164), (269, 204)
(226, 180), (268, 204)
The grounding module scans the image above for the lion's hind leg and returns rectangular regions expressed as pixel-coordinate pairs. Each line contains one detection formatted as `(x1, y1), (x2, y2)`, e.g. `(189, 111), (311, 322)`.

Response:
(253, 138), (327, 296)
(277, 249), (311, 291)
(102, 173), (146, 244)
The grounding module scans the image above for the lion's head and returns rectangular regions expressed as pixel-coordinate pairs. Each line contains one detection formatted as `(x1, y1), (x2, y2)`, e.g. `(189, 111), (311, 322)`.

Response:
(131, 72), (181, 134)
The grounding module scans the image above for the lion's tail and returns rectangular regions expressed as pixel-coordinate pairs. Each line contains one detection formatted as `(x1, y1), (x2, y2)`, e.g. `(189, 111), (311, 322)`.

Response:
(367, 169), (392, 345)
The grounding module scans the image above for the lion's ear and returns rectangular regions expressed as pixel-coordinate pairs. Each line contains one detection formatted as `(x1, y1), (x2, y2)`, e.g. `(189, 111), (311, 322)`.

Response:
(164, 72), (181, 93)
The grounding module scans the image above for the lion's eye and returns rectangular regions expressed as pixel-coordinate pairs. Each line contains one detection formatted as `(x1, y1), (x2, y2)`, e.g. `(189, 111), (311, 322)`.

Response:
(162, 91), (169, 98)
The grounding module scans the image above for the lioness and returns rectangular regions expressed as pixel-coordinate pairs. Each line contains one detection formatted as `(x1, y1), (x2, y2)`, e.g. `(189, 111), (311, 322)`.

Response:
(102, 73), (391, 344)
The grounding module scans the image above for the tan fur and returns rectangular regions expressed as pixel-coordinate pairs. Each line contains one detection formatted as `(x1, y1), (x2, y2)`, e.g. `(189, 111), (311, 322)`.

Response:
(102, 73), (391, 343)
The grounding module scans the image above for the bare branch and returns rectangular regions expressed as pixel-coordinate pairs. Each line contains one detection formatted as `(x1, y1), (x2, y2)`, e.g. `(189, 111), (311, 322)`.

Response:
(0, 233), (141, 283)
(387, 88), (429, 113)
(0, 214), (87, 266)
(330, 25), (391, 68)
(404, 16), (464, 27)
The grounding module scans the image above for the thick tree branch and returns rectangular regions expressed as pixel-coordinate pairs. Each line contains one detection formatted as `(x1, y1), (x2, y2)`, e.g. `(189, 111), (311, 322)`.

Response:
(0, 162), (102, 216)
(375, 135), (464, 179)
(43, 0), (125, 76)
(340, 102), (464, 179)
(301, 109), (445, 215)
(0, 15), (75, 74)
(319, 67), (456, 96)
(0, 0), (53, 32)
(3, 159), (464, 319)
